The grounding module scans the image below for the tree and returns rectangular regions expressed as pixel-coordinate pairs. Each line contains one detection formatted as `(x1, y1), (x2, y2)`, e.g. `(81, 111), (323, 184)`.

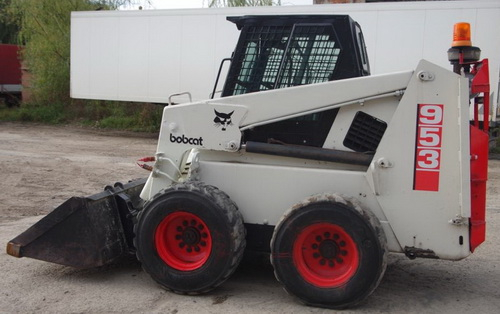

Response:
(8, 0), (131, 104)
(0, 0), (19, 44)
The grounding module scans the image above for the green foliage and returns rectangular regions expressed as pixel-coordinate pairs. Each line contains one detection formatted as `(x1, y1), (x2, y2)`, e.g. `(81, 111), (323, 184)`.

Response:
(208, 0), (280, 7)
(0, 101), (66, 124)
(7, 0), (133, 102)
(0, 0), (19, 43)
(0, 0), (162, 132)
(9, 0), (107, 104)
(491, 128), (500, 154)
(80, 101), (164, 132)
(0, 100), (163, 132)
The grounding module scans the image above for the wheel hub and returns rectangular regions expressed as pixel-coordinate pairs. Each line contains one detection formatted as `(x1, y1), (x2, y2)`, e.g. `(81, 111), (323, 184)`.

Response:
(181, 227), (200, 245)
(319, 239), (338, 259)
(175, 219), (209, 254)
(155, 212), (212, 271)
(293, 223), (360, 287)
(311, 232), (349, 268)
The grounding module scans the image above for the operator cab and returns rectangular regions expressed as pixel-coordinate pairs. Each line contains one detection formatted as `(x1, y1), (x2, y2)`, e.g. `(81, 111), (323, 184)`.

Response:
(218, 15), (370, 148)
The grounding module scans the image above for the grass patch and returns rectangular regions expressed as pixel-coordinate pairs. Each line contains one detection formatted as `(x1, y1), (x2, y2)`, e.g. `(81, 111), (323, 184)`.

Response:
(0, 100), (163, 132)
(491, 135), (500, 154)
(0, 101), (66, 124)
(99, 116), (139, 130)
(79, 101), (163, 132)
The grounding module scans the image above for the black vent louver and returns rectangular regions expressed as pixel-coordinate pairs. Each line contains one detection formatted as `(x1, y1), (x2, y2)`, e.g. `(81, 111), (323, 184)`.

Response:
(343, 111), (387, 152)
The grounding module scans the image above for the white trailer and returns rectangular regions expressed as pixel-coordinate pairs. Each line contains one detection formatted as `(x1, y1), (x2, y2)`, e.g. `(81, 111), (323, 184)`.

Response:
(70, 0), (500, 123)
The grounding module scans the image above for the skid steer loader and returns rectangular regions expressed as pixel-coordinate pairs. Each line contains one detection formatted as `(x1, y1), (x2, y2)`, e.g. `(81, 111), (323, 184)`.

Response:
(7, 16), (489, 309)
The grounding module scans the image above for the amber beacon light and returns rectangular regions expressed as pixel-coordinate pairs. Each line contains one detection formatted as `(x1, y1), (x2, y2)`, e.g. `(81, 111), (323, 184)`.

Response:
(448, 22), (481, 70)
(452, 22), (472, 47)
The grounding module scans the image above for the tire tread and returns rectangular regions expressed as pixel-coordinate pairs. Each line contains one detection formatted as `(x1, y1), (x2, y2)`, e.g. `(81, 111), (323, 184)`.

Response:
(134, 181), (246, 295)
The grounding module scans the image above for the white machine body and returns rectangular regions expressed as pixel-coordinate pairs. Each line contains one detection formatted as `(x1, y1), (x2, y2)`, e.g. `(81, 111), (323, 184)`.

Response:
(141, 60), (473, 260)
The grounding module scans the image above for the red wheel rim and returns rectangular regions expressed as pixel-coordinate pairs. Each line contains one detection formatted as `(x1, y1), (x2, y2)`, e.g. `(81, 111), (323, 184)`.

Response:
(293, 222), (359, 287)
(155, 211), (212, 271)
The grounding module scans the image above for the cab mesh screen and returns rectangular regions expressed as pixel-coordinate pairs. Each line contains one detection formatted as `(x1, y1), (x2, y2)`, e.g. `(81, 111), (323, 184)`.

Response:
(230, 23), (341, 96)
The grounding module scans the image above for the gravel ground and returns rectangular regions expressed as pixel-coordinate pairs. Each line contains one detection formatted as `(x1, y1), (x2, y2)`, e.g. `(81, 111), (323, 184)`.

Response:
(1, 122), (499, 313)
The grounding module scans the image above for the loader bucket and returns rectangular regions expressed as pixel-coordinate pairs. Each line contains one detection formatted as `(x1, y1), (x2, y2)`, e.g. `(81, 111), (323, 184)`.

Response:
(6, 178), (146, 268)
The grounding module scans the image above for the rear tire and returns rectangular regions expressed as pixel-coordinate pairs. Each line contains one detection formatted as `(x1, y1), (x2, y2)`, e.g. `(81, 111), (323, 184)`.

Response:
(134, 182), (246, 294)
(271, 195), (387, 309)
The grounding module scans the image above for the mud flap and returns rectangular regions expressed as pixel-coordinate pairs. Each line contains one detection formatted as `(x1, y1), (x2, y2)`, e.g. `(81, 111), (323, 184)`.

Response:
(6, 178), (146, 268)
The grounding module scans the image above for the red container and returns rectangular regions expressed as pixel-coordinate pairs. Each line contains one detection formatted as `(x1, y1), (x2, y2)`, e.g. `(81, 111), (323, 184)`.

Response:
(0, 44), (22, 85)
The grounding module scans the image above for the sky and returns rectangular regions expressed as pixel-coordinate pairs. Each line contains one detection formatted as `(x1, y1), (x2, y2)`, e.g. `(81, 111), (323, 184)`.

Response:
(126, 0), (313, 10)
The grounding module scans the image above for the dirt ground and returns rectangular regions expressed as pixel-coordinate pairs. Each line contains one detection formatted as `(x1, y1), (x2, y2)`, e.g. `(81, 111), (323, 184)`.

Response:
(1, 122), (499, 313)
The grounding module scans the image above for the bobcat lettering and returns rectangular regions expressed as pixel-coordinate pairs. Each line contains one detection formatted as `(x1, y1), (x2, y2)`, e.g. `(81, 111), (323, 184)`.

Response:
(170, 134), (204, 146)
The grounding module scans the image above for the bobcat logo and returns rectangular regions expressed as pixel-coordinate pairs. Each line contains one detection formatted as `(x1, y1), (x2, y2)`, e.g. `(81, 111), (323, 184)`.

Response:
(213, 109), (234, 131)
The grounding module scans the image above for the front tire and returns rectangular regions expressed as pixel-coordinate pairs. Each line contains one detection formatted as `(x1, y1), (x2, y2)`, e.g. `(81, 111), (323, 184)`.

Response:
(134, 182), (246, 294)
(271, 195), (387, 309)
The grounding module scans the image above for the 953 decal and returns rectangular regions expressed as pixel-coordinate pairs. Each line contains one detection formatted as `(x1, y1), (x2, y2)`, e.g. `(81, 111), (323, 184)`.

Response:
(413, 104), (444, 191)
